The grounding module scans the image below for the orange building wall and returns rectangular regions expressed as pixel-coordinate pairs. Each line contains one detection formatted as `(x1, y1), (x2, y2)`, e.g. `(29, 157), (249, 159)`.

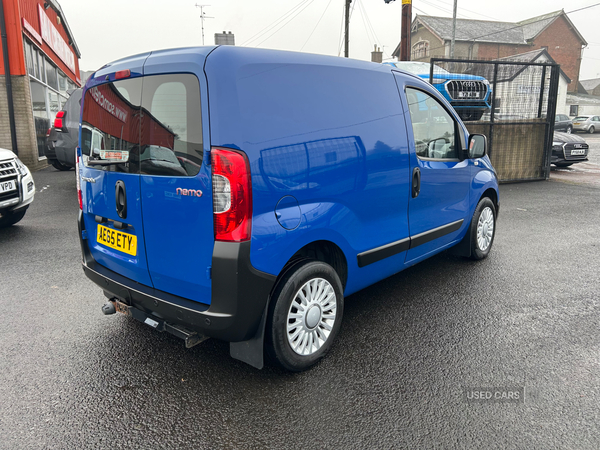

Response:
(0, 0), (26, 75)
(0, 0), (80, 84)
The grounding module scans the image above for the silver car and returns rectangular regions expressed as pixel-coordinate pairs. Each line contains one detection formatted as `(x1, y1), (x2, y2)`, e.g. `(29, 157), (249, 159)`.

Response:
(572, 115), (600, 134)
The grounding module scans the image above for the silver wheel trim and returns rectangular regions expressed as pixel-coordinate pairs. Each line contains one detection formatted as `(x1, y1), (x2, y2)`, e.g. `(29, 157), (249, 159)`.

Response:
(476, 206), (494, 252)
(286, 277), (337, 356)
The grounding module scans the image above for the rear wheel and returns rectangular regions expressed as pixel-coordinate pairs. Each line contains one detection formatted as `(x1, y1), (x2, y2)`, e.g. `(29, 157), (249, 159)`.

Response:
(51, 160), (71, 171)
(0, 208), (27, 228)
(589, 126), (595, 134)
(469, 197), (496, 260)
(266, 260), (344, 372)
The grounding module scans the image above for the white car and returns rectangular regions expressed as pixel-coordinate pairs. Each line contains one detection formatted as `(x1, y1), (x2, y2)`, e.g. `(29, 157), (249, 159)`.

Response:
(0, 148), (35, 227)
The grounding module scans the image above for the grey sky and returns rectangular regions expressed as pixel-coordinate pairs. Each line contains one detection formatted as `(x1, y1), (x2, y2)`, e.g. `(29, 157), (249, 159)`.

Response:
(58, 0), (600, 80)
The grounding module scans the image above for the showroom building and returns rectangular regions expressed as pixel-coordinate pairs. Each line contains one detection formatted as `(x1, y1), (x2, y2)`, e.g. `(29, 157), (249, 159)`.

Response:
(0, 0), (80, 170)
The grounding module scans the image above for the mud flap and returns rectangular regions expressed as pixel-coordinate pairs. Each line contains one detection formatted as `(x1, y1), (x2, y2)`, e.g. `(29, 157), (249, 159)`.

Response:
(229, 301), (269, 369)
(451, 221), (473, 257)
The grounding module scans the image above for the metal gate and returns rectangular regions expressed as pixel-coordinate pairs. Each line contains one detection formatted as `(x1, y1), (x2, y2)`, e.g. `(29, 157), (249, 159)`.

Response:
(430, 58), (560, 182)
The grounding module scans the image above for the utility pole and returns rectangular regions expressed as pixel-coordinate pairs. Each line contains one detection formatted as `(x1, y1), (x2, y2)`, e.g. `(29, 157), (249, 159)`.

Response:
(195, 4), (213, 45)
(384, 0), (411, 61)
(400, 0), (411, 61)
(344, 0), (351, 58)
(450, 0), (457, 57)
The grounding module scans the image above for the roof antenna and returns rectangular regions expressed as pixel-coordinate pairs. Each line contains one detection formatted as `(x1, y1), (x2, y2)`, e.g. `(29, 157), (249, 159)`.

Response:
(195, 4), (214, 45)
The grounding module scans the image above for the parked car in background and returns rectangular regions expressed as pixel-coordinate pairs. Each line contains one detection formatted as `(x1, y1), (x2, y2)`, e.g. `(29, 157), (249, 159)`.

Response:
(572, 115), (600, 134)
(0, 148), (35, 227)
(554, 114), (573, 133)
(551, 131), (589, 167)
(44, 88), (82, 170)
(384, 61), (492, 121)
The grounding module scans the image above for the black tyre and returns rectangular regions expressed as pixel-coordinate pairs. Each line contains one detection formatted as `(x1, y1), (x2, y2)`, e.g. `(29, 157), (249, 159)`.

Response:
(469, 197), (496, 260)
(266, 260), (344, 372)
(0, 208), (27, 228)
(589, 126), (595, 134)
(566, 126), (573, 134)
(51, 160), (71, 171)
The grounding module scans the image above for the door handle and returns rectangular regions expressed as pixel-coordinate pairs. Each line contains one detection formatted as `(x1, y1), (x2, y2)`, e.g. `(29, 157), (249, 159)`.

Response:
(412, 167), (421, 198)
(115, 180), (127, 219)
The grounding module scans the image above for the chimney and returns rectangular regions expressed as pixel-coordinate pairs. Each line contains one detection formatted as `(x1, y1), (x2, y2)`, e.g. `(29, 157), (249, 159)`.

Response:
(371, 45), (383, 63)
(215, 31), (235, 46)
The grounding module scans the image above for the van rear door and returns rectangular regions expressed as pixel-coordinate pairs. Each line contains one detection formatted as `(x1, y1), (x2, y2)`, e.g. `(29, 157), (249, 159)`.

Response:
(137, 65), (213, 304)
(79, 58), (153, 286)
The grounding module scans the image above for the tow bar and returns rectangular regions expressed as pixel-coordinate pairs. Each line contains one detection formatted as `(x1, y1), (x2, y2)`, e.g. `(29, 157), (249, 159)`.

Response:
(102, 299), (209, 348)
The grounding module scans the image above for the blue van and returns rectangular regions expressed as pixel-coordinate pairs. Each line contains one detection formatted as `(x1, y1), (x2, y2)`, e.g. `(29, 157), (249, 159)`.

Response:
(77, 46), (499, 371)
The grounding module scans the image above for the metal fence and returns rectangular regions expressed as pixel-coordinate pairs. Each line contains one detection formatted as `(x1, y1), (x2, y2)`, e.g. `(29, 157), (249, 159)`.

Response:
(430, 58), (560, 182)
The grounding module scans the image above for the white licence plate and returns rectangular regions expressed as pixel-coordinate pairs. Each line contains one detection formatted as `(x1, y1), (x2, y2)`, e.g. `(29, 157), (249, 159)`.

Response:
(571, 149), (586, 155)
(458, 92), (480, 98)
(0, 180), (16, 193)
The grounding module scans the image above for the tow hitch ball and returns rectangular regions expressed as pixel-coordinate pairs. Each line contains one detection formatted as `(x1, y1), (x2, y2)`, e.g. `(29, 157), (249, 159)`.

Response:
(101, 302), (116, 315)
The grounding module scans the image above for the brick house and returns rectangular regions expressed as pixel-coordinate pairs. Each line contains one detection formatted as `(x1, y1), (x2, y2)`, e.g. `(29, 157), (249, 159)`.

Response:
(393, 10), (587, 93)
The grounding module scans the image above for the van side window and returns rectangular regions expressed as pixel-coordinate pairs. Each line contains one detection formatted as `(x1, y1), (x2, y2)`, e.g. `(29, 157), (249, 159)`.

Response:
(140, 74), (203, 177)
(406, 87), (457, 160)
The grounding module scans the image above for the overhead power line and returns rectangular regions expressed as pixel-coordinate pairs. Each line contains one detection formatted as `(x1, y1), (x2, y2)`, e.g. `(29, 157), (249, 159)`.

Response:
(241, 0), (311, 47)
(254, 0), (316, 48)
(301, 0), (334, 51)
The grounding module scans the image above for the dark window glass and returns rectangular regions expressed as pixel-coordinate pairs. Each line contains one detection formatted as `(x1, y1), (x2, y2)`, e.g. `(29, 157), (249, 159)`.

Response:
(569, 105), (579, 116)
(139, 74), (203, 177)
(45, 58), (58, 90)
(30, 81), (49, 158)
(406, 87), (457, 159)
(81, 78), (143, 174)
(25, 42), (35, 77)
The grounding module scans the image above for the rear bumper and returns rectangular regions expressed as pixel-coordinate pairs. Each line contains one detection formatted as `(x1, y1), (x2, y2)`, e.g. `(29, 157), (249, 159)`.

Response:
(45, 138), (76, 167)
(572, 124), (590, 132)
(78, 211), (276, 342)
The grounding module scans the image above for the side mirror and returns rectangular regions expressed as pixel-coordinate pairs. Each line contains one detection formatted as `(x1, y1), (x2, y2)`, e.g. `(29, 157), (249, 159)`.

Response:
(468, 134), (487, 159)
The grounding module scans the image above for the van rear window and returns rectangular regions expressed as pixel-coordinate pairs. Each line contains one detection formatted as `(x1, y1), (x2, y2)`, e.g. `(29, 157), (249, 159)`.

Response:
(81, 74), (203, 176)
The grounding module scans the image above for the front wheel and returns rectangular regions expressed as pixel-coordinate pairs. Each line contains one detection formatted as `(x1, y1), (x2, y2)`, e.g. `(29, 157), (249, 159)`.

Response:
(0, 208), (27, 228)
(589, 126), (595, 134)
(566, 126), (573, 134)
(266, 260), (344, 372)
(469, 197), (496, 260)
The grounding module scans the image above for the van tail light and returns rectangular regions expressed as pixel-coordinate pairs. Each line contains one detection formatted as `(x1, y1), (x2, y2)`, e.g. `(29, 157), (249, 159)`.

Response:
(75, 149), (82, 210)
(46, 128), (51, 137)
(54, 111), (66, 130)
(211, 147), (252, 242)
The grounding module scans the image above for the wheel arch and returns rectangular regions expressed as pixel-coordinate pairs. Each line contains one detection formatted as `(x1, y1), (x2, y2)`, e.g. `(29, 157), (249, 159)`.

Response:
(278, 240), (348, 291)
(481, 187), (499, 217)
